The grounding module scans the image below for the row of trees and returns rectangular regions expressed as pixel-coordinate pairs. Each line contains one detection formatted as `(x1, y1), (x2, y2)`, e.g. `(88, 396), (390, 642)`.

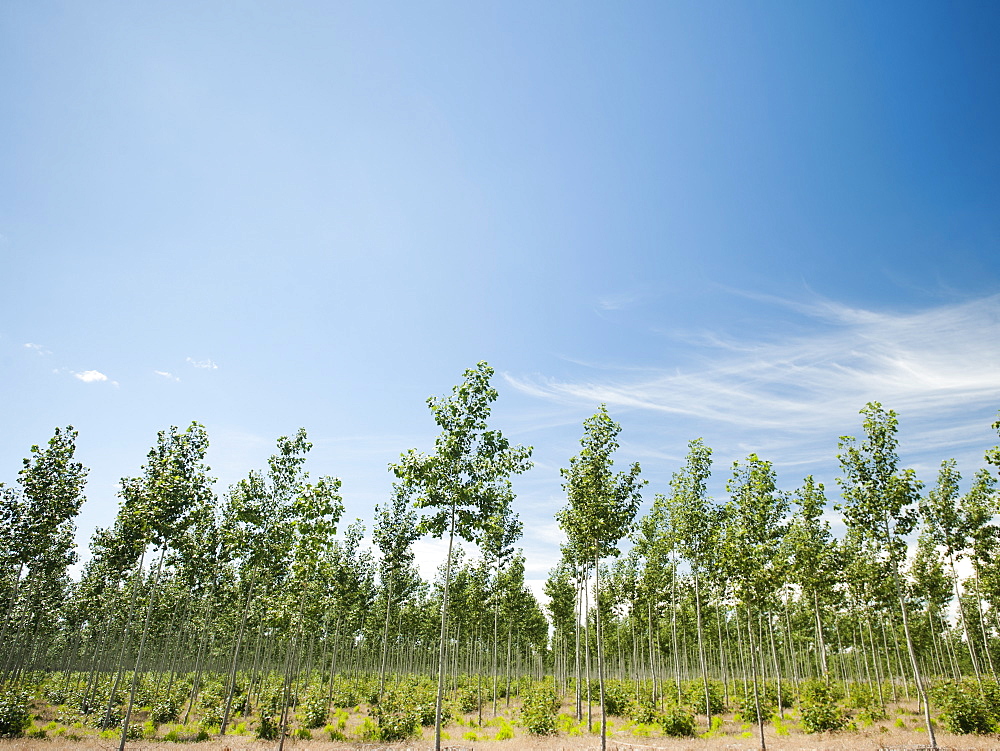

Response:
(1, 362), (1000, 750)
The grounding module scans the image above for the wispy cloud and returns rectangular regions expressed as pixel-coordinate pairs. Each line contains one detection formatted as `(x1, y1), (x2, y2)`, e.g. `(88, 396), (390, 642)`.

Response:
(506, 293), (1000, 465)
(596, 291), (641, 311)
(186, 356), (218, 370)
(154, 370), (180, 382)
(24, 342), (51, 355)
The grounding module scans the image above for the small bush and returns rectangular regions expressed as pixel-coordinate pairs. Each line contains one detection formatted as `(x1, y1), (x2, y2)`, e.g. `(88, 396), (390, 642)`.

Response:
(44, 685), (69, 705)
(300, 694), (329, 728)
(114, 722), (144, 740)
(630, 697), (658, 724)
(457, 685), (481, 714)
(659, 705), (696, 737)
(375, 708), (419, 741)
(602, 680), (632, 716)
(256, 714), (280, 740)
(932, 680), (997, 735)
(151, 697), (182, 724)
(0, 691), (31, 738)
(737, 686), (775, 723)
(520, 684), (559, 735)
(798, 679), (848, 733)
(683, 679), (725, 715)
(198, 705), (221, 730)
(95, 706), (123, 731)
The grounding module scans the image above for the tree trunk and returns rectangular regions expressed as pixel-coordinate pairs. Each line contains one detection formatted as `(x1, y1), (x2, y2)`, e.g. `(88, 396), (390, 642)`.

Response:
(595, 554), (608, 751)
(433, 503), (457, 751)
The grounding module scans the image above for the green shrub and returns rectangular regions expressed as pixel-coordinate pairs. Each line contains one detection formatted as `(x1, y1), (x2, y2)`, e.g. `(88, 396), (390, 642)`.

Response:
(95, 706), (123, 730)
(659, 705), (696, 737)
(0, 691), (31, 738)
(456, 684), (481, 714)
(683, 679), (725, 715)
(630, 697), (658, 724)
(736, 685), (775, 722)
(602, 680), (632, 716)
(932, 680), (997, 735)
(123, 722), (144, 740)
(151, 696), (182, 724)
(520, 684), (559, 735)
(198, 705), (221, 730)
(256, 714), (280, 740)
(373, 689), (422, 741)
(798, 679), (848, 733)
(376, 708), (419, 741)
(44, 684), (69, 705)
(300, 694), (329, 728)
(845, 682), (882, 712)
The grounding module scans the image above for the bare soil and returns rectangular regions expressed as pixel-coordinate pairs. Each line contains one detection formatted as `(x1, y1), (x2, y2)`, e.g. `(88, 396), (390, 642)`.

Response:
(7, 701), (1000, 751)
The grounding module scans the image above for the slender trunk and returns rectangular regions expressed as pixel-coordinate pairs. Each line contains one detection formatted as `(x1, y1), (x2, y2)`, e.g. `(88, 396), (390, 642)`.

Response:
(574, 570), (582, 721)
(492, 554), (501, 717)
(746, 608), (766, 751)
(647, 599), (657, 707)
(890, 561), (937, 748)
(766, 611), (783, 719)
(0, 563), (25, 661)
(377, 573), (395, 698)
(973, 568), (997, 680)
(594, 554), (607, 751)
(693, 570), (712, 727)
(433, 504), (457, 751)
(220, 569), (258, 734)
(950, 555), (983, 684)
(118, 549), (165, 751)
(583, 566), (592, 730)
(670, 559), (681, 704)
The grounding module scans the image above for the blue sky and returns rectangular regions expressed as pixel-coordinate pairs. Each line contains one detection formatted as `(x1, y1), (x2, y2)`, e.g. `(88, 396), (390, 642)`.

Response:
(2, 1), (999, 593)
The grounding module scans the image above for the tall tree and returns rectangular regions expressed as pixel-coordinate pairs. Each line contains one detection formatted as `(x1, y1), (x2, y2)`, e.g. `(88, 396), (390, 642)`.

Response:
(664, 438), (717, 725)
(117, 422), (215, 751)
(837, 402), (937, 748)
(390, 361), (532, 751)
(921, 459), (983, 682)
(373, 484), (420, 697)
(557, 405), (644, 751)
(723, 453), (788, 750)
(0, 426), (88, 661)
(784, 476), (838, 676)
(480, 485), (522, 715)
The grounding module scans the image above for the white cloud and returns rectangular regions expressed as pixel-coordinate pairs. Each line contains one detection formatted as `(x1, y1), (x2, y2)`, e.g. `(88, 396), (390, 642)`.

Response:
(186, 357), (218, 370)
(24, 342), (51, 355)
(506, 293), (1000, 466)
(154, 370), (180, 382)
(74, 370), (108, 383)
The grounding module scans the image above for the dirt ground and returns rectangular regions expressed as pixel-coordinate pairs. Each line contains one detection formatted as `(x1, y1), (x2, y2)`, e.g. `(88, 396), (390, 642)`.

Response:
(6, 700), (1000, 751)
(3, 727), (1000, 751)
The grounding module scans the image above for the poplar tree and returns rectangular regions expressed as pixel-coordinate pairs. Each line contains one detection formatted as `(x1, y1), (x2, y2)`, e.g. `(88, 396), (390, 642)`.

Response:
(784, 476), (838, 676)
(557, 405), (644, 751)
(118, 422), (215, 751)
(921, 459), (983, 682)
(723, 453), (788, 750)
(664, 438), (716, 724)
(391, 361), (532, 751)
(0, 426), (88, 661)
(837, 402), (937, 748)
(373, 484), (420, 697)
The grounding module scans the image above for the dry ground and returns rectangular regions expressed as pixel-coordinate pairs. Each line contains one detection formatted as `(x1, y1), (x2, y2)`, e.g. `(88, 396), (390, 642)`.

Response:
(6, 701), (1000, 751)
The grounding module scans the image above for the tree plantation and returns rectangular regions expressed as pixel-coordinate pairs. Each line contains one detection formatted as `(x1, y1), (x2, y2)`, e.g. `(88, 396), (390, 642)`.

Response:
(3, 362), (1000, 750)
